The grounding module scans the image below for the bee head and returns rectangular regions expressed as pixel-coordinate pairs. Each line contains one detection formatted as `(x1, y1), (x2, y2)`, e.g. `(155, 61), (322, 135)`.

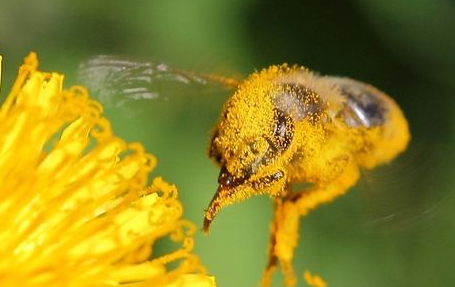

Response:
(204, 65), (299, 231)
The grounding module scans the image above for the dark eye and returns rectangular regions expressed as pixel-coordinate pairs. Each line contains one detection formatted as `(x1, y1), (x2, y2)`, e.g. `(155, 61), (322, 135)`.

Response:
(272, 109), (294, 151)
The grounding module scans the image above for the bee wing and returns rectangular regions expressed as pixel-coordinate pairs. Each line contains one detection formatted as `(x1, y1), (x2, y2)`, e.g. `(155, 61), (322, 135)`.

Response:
(78, 55), (238, 110)
(359, 140), (454, 231)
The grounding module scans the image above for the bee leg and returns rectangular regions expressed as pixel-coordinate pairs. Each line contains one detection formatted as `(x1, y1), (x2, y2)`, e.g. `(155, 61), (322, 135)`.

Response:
(292, 157), (360, 216)
(261, 199), (280, 287)
(261, 223), (278, 287)
(262, 197), (299, 287)
(264, 157), (360, 287)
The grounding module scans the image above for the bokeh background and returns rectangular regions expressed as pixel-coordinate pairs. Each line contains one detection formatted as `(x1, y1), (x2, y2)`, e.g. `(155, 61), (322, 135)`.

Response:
(1, 1), (455, 286)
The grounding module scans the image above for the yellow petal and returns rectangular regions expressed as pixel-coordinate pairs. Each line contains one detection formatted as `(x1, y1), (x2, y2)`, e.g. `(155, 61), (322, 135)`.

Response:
(0, 52), (215, 287)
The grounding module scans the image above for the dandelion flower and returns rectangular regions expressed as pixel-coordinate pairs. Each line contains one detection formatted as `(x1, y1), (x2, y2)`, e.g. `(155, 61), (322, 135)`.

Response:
(0, 53), (215, 287)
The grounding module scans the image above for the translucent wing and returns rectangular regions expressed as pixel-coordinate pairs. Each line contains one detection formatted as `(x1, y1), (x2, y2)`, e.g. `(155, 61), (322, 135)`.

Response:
(358, 140), (455, 231)
(78, 55), (238, 110)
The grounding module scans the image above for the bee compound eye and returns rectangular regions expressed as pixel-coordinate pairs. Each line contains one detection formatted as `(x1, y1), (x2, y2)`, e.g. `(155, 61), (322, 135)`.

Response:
(272, 109), (294, 150)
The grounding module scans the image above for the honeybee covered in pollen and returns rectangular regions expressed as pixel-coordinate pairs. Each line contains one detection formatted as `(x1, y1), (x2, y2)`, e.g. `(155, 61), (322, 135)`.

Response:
(205, 65), (410, 285)
(79, 57), (410, 287)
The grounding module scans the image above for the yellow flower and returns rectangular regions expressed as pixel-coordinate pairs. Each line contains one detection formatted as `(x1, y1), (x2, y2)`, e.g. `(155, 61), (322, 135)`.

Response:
(0, 53), (215, 287)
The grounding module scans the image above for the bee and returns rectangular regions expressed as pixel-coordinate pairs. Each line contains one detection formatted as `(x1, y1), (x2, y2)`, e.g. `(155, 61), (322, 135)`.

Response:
(79, 57), (410, 286)
(203, 65), (410, 229)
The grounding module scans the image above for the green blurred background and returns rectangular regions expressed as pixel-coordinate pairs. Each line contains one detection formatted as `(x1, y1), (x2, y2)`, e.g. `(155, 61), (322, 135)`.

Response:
(1, 1), (455, 286)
